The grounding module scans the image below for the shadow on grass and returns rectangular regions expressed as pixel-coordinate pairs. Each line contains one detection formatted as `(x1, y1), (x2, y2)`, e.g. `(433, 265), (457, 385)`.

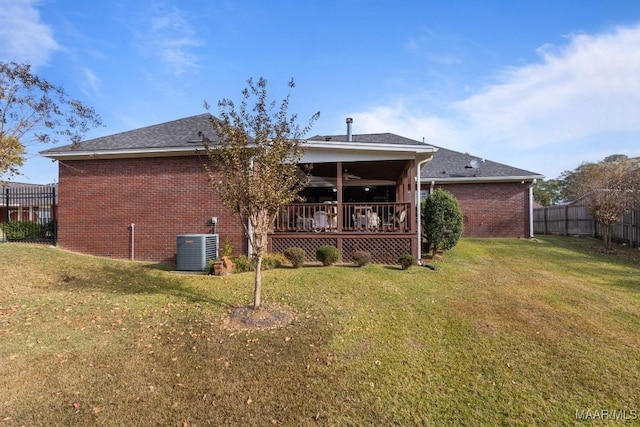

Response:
(57, 262), (235, 309)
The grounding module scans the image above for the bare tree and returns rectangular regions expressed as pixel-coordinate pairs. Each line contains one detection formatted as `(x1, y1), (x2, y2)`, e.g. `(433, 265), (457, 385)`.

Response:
(202, 77), (319, 309)
(0, 61), (102, 179)
(567, 157), (640, 248)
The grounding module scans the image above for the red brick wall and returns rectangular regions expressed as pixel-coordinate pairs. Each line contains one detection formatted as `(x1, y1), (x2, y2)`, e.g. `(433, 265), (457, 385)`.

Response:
(436, 182), (531, 238)
(57, 155), (246, 264)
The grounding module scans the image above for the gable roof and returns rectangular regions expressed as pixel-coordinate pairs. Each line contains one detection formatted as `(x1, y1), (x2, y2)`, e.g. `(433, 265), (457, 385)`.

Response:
(40, 114), (541, 183)
(41, 115), (436, 161)
(40, 114), (219, 158)
(421, 145), (543, 182)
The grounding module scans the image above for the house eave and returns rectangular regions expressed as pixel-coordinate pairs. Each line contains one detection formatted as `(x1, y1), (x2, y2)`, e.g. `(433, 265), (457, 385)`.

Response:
(424, 175), (544, 184)
(40, 146), (202, 160)
(301, 141), (436, 163)
(305, 139), (436, 154)
(42, 141), (437, 162)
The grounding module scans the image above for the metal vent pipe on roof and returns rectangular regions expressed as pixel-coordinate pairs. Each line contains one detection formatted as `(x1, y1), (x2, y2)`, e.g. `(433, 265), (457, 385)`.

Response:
(346, 117), (353, 142)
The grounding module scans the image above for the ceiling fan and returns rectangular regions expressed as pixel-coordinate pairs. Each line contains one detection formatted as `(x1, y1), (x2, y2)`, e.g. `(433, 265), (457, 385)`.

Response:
(342, 169), (361, 180)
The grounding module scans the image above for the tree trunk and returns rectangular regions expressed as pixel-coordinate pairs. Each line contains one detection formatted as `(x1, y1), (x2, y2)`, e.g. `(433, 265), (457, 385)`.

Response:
(253, 255), (263, 309)
(603, 224), (612, 249)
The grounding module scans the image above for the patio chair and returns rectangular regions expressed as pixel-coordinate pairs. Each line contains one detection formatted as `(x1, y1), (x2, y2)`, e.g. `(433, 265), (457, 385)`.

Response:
(353, 212), (367, 230)
(296, 214), (314, 230)
(383, 208), (406, 231)
(368, 211), (380, 230)
(396, 209), (407, 231)
(313, 210), (328, 231)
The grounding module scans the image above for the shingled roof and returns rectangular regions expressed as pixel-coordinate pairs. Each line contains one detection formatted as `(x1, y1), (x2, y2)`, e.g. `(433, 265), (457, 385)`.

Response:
(42, 116), (433, 159)
(40, 114), (219, 155)
(308, 132), (426, 146)
(40, 114), (542, 182)
(421, 145), (543, 181)
(310, 132), (542, 181)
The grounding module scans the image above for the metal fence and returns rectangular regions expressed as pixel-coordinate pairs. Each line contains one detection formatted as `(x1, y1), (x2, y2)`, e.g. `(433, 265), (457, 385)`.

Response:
(533, 205), (639, 247)
(1, 185), (57, 244)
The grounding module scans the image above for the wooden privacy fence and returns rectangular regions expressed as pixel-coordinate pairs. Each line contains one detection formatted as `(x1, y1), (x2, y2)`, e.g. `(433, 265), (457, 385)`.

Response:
(533, 205), (640, 247)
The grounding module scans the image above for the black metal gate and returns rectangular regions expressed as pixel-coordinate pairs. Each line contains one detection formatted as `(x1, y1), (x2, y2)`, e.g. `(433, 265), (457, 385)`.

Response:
(1, 184), (57, 245)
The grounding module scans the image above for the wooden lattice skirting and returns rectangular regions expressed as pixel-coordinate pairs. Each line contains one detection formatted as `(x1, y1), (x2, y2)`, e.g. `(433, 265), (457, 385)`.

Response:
(269, 234), (414, 265)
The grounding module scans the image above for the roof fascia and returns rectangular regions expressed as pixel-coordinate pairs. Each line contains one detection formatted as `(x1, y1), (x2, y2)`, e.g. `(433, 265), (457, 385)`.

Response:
(40, 147), (202, 160)
(301, 142), (436, 163)
(305, 139), (436, 154)
(41, 140), (437, 161)
(425, 175), (544, 184)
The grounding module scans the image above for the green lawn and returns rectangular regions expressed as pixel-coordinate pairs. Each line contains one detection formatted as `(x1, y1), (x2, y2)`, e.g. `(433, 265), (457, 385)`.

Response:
(0, 237), (639, 426)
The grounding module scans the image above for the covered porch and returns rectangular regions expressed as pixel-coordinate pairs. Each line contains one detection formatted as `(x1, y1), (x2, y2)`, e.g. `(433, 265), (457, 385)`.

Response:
(269, 159), (421, 264)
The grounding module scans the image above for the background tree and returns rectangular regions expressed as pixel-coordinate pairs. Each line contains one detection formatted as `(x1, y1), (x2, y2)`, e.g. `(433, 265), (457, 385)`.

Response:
(565, 156), (640, 249)
(421, 188), (464, 258)
(534, 155), (634, 206)
(202, 77), (319, 310)
(0, 61), (102, 179)
(533, 178), (564, 206)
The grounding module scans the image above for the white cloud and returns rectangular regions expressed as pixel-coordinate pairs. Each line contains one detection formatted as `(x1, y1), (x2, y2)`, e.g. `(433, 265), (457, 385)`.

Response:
(0, 0), (59, 66)
(141, 5), (203, 77)
(80, 67), (101, 97)
(349, 101), (469, 150)
(351, 23), (640, 177)
(454, 25), (640, 149)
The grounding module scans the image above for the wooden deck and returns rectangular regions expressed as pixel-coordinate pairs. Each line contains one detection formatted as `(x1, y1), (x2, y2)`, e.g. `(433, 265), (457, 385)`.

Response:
(269, 202), (417, 264)
(273, 202), (411, 233)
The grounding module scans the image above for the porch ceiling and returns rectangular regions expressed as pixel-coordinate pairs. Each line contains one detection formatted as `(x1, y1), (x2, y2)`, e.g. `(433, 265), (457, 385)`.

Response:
(306, 160), (407, 182)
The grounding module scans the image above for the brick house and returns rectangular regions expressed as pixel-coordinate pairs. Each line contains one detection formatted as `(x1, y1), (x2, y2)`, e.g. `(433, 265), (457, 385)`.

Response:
(41, 114), (542, 265)
(419, 146), (544, 238)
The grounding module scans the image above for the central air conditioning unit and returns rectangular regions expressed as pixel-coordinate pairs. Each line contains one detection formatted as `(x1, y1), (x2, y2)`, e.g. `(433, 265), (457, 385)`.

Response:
(176, 234), (219, 271)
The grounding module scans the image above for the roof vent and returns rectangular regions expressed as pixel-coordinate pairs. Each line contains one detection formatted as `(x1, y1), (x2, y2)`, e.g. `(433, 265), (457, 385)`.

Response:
(346, 117), (353, 142)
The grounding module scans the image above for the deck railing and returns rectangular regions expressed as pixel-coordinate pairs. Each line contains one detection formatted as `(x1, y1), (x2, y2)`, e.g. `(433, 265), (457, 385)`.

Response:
(273, 202), (411, 233)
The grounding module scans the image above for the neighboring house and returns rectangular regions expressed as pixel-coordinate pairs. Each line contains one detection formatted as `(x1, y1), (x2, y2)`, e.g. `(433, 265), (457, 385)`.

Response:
(0, 182), (57, 242)
(40, 114), (541, 265)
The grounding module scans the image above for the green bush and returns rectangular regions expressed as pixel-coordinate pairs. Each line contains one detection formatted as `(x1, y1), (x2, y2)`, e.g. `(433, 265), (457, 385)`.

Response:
(2, 220), (45, 241)
(220, 237), (234, 257)
(205, 260), (217, 275)
(397, 254), (416, 270)
(284, 247), (305, 268)
(316, 245), (339, 266)
(261, 253), (287, 270)
(421, 188), (464, 258)
(228, 253), (286, 273)
(352, 250), (372, 267)
(230, 255), (252, 273)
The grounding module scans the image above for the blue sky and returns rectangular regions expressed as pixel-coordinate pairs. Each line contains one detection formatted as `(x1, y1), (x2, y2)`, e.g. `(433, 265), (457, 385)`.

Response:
(2, 0), (640, 184)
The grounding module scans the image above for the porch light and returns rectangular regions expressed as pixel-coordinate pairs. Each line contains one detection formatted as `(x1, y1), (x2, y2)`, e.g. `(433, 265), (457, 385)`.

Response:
(365, 187), (370, 192)
(332, 187), (337, 192)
